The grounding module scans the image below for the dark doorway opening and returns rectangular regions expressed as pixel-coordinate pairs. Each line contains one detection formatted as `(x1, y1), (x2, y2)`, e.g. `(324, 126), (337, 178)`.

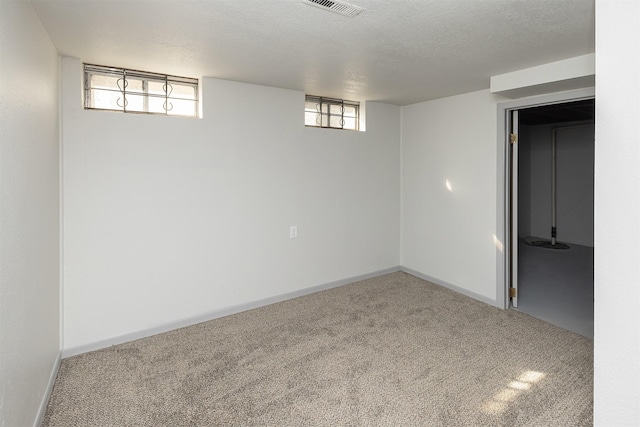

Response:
(514, 99), (594, 338)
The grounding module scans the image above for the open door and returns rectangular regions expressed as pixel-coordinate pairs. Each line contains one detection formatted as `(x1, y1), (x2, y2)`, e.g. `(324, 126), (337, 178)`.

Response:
(509, 110), (519, 307)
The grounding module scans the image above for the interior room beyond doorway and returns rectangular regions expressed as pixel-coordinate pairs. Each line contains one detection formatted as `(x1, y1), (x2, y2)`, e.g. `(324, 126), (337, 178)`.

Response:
(514, 99), (594, 338)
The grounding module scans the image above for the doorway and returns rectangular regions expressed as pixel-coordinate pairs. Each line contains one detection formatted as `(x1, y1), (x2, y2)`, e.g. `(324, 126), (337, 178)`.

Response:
(508, 99), (594, 338)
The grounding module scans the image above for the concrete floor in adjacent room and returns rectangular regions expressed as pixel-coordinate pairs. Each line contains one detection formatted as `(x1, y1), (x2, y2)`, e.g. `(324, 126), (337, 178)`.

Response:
(516, 240), (594, 339)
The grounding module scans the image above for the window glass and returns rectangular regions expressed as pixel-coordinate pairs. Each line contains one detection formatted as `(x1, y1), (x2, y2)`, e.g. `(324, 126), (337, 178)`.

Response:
(84, 64), (199, 117)
(305, 95), (359, 130)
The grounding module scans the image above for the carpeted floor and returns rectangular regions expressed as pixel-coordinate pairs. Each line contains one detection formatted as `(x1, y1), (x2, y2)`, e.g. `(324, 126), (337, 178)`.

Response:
(42, 272), (593, 426)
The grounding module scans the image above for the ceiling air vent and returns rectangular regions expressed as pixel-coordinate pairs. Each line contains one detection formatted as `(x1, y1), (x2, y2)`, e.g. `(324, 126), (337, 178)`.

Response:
(303, 0), (363, 17)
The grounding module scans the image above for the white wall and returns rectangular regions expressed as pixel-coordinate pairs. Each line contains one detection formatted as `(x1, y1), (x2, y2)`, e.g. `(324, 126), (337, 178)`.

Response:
(0, 1), (61, 425)
(519, 123), (594, 246)
(594, 0), (640, 424)
(490, 54), (595, 99)
(401, 89), (507, 304)
(61, 57), (400, 352)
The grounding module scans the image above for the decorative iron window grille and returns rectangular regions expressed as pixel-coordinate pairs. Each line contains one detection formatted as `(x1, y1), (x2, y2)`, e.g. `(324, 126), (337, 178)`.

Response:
(305, 95), (359, 131)
(84, 64), (199, 117)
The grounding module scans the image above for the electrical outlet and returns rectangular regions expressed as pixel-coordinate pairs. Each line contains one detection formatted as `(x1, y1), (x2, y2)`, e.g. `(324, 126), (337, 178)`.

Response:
(290, 225), (298, 239)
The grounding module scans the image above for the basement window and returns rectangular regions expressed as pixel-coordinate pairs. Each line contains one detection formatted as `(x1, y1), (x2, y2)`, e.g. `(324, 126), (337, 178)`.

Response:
(84, 64), (199, 117)
(305, 95), (359, 131)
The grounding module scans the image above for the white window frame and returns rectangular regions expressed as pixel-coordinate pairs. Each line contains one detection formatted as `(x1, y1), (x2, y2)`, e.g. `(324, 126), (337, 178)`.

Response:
(305, 95), (360, 131)
(84, 64), (199, 117)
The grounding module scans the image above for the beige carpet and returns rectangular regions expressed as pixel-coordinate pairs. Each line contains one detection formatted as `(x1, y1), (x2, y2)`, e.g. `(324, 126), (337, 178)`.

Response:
(43, 272), (593, 426)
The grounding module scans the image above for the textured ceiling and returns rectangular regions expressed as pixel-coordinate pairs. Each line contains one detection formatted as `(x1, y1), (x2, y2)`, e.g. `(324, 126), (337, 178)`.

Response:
(30, 0), (595, 106)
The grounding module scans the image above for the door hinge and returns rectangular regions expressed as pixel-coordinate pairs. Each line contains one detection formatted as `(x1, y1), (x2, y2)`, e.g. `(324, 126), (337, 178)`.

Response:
(509, 287), (517, 298)
(510, 133), (518, 144)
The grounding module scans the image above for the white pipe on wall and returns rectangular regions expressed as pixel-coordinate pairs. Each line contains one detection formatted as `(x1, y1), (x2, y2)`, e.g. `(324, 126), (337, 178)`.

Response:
(552, 128), (557, 245)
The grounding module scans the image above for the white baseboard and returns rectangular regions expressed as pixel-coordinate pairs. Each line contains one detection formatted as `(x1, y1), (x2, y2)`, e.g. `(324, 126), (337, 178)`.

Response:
(62, 266), (499, 358)
(400, 266), (500, 308)
(34, 351), (61, 427)
(62, 266), (402, 358)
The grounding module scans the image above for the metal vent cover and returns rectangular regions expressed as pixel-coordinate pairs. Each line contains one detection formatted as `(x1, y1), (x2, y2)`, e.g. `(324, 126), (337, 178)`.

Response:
(303, 0), (363, 17)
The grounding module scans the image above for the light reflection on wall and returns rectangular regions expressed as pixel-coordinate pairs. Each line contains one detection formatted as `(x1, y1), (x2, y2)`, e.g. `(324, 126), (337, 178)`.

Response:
(492, 234), (504, 252)
(445, 179), (453, 192)
(481, 370), (546, 415)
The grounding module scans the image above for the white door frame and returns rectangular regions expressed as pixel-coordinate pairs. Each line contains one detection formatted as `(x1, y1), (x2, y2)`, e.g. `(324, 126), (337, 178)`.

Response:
(509, 110), (519, 308)
(495, 88), (595, 309)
